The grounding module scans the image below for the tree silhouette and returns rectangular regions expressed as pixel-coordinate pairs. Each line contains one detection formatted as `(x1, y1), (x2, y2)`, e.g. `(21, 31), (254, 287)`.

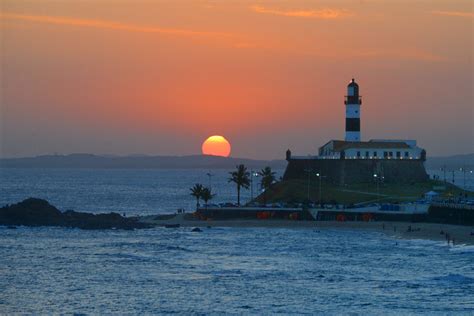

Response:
(228, 164), (250, 206)
(259, 166), (276, 205)
(200, 187), (215, 209)
(190, 183), (204, 209)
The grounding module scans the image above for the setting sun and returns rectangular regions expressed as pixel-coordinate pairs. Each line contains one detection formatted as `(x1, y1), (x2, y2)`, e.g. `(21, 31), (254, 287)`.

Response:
(201, 135), (231, 157)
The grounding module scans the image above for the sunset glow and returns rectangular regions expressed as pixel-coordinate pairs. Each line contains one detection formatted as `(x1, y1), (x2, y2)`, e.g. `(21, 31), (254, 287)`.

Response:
(202, 136), (231, 157)
(1, 0), (472, 158)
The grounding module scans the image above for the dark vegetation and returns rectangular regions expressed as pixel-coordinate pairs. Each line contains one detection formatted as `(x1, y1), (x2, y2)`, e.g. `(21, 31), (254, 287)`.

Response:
(254, 179), (473, 205)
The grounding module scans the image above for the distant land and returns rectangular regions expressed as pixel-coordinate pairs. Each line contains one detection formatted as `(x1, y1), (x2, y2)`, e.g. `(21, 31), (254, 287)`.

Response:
(0, 153), (472, 170)
(424, 153), (474, 170)
(0, 154), (287, 169)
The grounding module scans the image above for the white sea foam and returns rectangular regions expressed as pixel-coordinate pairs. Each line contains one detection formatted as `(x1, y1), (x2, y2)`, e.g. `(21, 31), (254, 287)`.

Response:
(449, 244), (474, 253)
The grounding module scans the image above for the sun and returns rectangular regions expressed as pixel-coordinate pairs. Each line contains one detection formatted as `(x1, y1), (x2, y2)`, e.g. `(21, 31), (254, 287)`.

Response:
(202, 135), (231, 157)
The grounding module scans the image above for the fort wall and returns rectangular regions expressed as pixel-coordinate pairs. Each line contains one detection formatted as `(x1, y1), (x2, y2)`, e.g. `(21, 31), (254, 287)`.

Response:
(283, 159), (429, 184)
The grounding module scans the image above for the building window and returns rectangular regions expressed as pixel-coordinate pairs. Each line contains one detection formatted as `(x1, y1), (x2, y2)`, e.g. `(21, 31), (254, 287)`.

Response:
(374, 151), (377, 157)
(404, 151), (409, 157)
(389, 152), (393, 157)
(365, 151), (369, 158)
(396, 151), (401, 158)
(384, 151), (388, 158)
(357, 151), (361, 157)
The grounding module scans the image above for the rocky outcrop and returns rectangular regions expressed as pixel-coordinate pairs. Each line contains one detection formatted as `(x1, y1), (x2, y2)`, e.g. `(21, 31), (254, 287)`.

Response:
(0, 198), (152, 230)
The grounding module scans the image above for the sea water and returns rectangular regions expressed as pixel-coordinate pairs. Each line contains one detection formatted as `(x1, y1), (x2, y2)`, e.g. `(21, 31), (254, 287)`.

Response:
(1, 226), (473, 314)
(0, 168), (284, 215)
(1, 168), (474, 314)
(1, 168), (472, 217)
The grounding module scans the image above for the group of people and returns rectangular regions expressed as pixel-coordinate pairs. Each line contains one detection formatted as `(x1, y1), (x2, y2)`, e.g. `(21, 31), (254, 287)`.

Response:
(406, 225), (421, 233)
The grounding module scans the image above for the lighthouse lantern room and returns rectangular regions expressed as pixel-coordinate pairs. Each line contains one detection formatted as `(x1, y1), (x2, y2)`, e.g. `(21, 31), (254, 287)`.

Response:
(344, 78), (361, 141)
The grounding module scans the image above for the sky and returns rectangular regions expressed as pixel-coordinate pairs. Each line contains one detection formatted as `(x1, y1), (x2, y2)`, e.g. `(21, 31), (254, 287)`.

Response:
(1, 0), (473, 159)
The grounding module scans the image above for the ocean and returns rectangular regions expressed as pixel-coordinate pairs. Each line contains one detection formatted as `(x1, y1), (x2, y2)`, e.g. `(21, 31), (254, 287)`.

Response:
(1, 168), (474, 314)
(1, 168), (472, 216)
(0, 168), (286, 216)
(1, 225), (474, 314)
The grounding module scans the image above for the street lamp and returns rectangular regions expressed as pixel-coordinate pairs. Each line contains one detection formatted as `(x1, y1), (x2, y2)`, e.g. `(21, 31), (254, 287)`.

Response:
(316, 173), (322, 206)
(373, 173), (380, 199)
(250, 170), (259, 202)
(471, 170), (473, 191)
(441, 165), (447, 184)
(460, 167), (467, 190)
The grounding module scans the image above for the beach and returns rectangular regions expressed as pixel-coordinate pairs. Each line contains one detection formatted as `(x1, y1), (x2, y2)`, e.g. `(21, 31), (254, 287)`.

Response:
(141, 214), (474, 246)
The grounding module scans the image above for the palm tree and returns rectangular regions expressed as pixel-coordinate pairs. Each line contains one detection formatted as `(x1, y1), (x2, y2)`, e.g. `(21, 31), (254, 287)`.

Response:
(190, 183), (204, 209)
(228, 164), (250, 206)
(259, 166), (276, 205)
(200, 187), (215, 209)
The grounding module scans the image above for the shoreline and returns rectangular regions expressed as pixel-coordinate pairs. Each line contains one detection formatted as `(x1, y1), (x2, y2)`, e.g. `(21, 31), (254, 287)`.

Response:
(140, 215), (474, 246)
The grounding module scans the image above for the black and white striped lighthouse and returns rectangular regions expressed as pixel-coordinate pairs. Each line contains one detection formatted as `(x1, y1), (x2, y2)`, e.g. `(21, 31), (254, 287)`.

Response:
(344, 78), (362, 141)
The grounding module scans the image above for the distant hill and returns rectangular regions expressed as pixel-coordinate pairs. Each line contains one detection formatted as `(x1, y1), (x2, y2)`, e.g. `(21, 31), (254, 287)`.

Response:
(424, 153), (474, 170)
(0, 154), (287, 169)
(1, 153), (471, 170)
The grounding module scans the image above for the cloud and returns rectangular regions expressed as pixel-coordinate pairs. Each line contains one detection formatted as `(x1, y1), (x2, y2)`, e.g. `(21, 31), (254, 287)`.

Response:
(0, 12), (232, 38)
(431, 10), (473, 18)
(353, 49), (446, 62)
(250, 5), (353, 19)
(1, 12), (443, 63)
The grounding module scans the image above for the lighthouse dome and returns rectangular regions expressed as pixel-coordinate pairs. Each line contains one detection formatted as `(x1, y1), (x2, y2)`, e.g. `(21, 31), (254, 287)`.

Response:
(347, 78), (359, 97)
(348, 78), (358, 88)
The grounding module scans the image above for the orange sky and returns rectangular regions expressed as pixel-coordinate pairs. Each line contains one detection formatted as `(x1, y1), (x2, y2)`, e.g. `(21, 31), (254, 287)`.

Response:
(1, 0), (473, 159)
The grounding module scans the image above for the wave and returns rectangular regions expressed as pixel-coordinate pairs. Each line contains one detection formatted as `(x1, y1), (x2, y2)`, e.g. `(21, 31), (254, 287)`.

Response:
(429, 273), (474, 285)
(449, 245), (474, 253)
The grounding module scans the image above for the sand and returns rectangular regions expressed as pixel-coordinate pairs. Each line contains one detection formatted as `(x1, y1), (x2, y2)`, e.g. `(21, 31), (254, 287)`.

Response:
(139, 214), (474, 246)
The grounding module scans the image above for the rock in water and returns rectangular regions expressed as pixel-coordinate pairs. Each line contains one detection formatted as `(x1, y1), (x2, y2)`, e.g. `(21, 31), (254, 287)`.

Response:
(0, 198), (152, 230)
(191, 227), (203, 232)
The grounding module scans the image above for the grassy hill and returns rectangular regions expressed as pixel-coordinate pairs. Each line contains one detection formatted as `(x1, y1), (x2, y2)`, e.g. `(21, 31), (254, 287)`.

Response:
(255, 179), (472, 205)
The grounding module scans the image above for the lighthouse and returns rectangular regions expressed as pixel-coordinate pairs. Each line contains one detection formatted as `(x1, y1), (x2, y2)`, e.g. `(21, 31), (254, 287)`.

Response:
(344, 78), (361, 141)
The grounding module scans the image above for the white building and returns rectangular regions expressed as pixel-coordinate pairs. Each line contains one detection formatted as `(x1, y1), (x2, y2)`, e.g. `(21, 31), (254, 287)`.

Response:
(318, 139), (425, 160)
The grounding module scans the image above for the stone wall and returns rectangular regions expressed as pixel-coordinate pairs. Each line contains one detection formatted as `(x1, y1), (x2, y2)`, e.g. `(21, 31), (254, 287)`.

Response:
(283, 159), (429, 184)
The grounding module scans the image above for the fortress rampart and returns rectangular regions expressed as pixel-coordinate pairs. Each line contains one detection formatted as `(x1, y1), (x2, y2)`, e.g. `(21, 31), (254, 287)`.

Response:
(283, 158), (429, 185)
